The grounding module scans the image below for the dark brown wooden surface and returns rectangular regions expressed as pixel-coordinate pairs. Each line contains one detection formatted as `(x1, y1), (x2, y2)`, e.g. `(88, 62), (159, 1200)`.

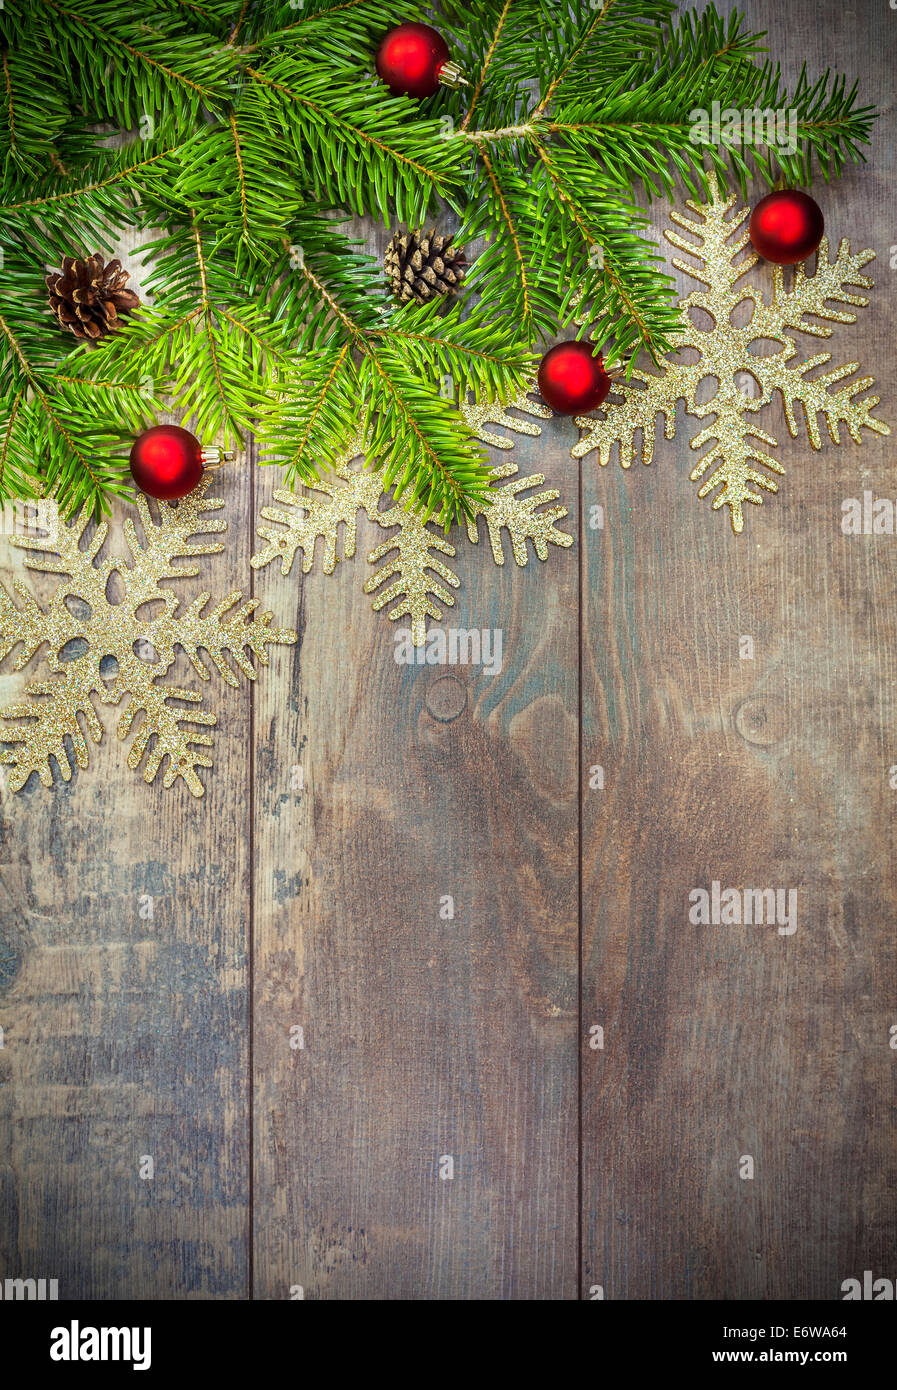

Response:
(251, 412), (580, 1300)
(0, 0), (894, 1300)
(0, 467), (256, 1299)
(581, 0), (897, 1301)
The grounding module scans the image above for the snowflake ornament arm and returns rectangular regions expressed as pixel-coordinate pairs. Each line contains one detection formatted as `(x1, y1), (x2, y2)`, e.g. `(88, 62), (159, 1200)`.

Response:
(570, 354), (699, 470)
(0, 551), (98, 788)
(150, 591), (293, 689)
(1, 673), (101, 790)
(364, 513), (459, 649)
(249, 436), (384, 578)
(456, 393), (574, 566)
(466, 460), (574, 566)
(0, 580), (68, 670)
(761, 351), (887, 451)
(747, 238), (876, 342)
(116, 682), (216, 796)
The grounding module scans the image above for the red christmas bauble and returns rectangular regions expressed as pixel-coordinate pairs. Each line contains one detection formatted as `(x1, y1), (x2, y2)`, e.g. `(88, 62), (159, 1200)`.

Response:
(129, 425), (204, 500)
(749, 189), (824, 265)
(375, 22), (451, 98)
(537, 341), (611, 415)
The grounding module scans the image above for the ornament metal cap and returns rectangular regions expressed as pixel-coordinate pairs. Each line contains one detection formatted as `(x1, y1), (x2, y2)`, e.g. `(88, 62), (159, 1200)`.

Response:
(437, 59), (468, 89)
(199, 445), (234, 470)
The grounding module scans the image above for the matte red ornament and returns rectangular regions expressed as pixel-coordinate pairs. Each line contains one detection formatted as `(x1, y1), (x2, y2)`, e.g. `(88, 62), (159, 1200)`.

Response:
(749, 189), (824, 265)
(375, 22), (456, 98)
(537, 341), (611, 415)
(129, 425), (204, 500)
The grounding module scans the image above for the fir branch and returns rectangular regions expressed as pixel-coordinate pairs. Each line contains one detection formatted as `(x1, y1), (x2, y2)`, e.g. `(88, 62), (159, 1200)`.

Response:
(0, 390), (29, 498)
(282, 340), (352, 477)
(39, 0), (236, 126)
(227, 0), (251, 46)
(0, 307), (136, 508)
(1, 138), (190, 262)
(250, 218), (535, 520)
(2, 142), (188, 216)
(529, 137), (680, 359)
(240, 59), (466, 224)
(244, 0), (412, 58)
(0, 19), (70, 175)
(69, 219), (291, 452)
(460, 0), (514, 133)
(0, 0), (879, 520)
(359, 349), (488, 520)
(229, 112), (250, 245)
(192, 218), (230, 430)
(534, 0), (658, 115)
(479, 147), (534, 339)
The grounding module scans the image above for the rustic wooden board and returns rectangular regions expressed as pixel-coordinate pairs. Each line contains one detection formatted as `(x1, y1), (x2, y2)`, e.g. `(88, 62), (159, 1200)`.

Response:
(0, 226), (254, 1297)
(1, 0), (894, 1302)
(580, 0), (897, 1300)
(250, 401), (580, 1299)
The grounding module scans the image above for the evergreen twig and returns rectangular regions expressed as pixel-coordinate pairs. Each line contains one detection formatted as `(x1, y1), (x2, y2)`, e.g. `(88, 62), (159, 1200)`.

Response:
(0, 0), (877, 519)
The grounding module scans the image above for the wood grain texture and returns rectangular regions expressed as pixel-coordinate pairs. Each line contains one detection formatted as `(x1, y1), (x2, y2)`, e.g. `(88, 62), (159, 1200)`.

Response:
(251, 408), (580, 1300)
(0, 230), (253, 1299)
(1, 0), (894, 1302)
(581, 0), (897, 1301)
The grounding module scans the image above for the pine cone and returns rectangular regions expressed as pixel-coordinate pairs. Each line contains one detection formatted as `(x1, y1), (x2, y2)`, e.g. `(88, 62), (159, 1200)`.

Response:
(384, 228), (466, 306)
(46, 253), (141, 341)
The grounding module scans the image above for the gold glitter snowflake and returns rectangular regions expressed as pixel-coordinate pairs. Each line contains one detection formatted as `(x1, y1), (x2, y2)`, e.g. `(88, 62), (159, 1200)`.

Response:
(250, 394), (573, 646)
(573, 177), (890, 533)
(0, 485), (296, 796)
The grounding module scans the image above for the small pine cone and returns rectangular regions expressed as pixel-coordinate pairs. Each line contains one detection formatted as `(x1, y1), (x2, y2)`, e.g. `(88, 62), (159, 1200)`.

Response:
(46, 253), (141, 341)
(383, 227), (466, 306)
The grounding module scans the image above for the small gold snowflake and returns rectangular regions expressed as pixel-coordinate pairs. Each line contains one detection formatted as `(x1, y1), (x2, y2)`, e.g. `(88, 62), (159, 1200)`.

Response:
(1, 484), (296, 795)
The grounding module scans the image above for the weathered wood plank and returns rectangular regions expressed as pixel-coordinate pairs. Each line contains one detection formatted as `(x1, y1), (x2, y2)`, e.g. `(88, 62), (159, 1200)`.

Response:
(0, 237), (254, 1298)
(581, 0), (897, 1300)
(251, 410), (581, 1299)
(3, 0), (895, 1303)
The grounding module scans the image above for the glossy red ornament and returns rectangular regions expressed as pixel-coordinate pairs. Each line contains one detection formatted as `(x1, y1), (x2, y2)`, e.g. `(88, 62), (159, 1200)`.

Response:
(749, 189), (824, 265)
(537, 341), (611, 415)
(375, 23), (454, 98)
(129, 424), (204, 500)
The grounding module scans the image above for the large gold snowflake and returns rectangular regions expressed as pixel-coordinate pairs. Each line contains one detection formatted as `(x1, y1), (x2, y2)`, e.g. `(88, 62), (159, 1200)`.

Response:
(0, 485), (296, 796)
(250, 395), (573, 646)
(573, 178), (890, 532)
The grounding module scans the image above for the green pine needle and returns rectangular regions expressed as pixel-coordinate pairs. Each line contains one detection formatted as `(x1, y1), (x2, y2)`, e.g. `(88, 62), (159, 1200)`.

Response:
(0, 0), (878, 521)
